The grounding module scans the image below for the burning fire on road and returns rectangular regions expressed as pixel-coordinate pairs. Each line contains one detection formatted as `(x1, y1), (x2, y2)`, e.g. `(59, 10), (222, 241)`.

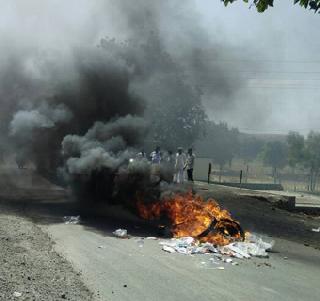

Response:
(137, 191), (245, 246)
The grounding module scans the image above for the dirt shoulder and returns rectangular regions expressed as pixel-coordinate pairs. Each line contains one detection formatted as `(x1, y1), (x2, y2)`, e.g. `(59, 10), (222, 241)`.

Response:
(0, 204), (93, 301)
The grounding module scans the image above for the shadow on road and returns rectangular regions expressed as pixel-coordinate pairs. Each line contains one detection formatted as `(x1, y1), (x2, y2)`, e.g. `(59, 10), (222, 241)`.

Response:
(0, 172), (162, 239)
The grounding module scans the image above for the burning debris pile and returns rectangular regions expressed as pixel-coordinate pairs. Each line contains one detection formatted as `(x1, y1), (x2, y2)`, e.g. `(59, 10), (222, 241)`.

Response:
(137, 191), (244, 245)
(137, 191), (274, 258)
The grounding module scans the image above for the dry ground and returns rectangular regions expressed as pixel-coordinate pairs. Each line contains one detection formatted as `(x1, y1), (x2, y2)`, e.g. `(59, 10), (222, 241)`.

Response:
(0, 205), (93, 301)
(0, 167), (94, 301)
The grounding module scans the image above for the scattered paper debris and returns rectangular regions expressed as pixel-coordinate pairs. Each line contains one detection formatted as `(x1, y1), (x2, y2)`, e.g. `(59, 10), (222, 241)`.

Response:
(113, 229), (129, 238)
(63, 215), (80, 224)
(162, 245), (176, 253)
(214, 267), (225, 270)
(311, 227), (320, 232)
(246, 233), (274, 251)
(224, 258), (233, 263)
(226, 242), (271, 258)
(13, 292), (22, 297)
(159, 234), (274, 264)
(199, 259), (222, 269)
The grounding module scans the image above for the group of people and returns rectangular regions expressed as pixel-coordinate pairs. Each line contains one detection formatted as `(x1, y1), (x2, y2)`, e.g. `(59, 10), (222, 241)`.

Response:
(149, 146), (195, 184)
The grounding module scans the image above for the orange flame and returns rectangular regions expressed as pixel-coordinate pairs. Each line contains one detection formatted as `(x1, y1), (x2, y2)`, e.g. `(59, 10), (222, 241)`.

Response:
(137, 191), (244, 246)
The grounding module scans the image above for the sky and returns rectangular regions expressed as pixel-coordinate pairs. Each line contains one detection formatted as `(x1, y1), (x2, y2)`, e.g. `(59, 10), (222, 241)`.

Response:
(0, 0), (319, 135)
(194, 0), (320, 134)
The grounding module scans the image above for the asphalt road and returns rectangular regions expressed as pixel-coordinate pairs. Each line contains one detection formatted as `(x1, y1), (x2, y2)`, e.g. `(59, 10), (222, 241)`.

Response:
(46, 213), (320, 301)
(1, 167), (319, 301)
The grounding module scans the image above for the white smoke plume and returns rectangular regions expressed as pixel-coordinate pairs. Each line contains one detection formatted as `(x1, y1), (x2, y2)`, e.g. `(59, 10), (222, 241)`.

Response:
(10, 103), (72, 136)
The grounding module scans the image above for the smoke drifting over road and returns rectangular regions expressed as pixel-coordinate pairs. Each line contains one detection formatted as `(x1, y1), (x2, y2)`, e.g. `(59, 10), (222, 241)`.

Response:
(0, 0), (245, 204)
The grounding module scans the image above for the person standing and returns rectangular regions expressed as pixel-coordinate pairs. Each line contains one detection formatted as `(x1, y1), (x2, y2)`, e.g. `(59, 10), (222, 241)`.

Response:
(175, 147), (186, 184)
(164, 150), (175, 168)
(136, 149), (146, 160)
(150, 146), (162, 181)
(16, 151), (26, 169)
(185, 148), (195, 182)
(163, 150), (175, 183)
(150, 146), (161, 164)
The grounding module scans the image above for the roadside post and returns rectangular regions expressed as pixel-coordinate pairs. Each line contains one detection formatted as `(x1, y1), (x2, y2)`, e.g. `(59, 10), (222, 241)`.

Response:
(208, 163), (212, 184)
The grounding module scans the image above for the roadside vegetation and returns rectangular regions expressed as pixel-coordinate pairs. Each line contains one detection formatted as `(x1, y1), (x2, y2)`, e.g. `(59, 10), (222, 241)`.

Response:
(196, 122), (320, 193)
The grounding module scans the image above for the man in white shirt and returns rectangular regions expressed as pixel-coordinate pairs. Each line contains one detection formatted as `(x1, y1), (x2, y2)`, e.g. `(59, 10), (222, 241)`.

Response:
(175, 147), (186, 184)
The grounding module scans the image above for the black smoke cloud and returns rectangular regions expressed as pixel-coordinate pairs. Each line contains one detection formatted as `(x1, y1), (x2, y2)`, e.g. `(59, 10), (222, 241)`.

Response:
(2, 46), (161, 206)
(0, 0), (248, 206)
(5, 47), (144, 171)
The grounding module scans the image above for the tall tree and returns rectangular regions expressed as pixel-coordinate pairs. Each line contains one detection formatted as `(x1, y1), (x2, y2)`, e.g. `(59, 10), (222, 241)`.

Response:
(304, 131), (320, 191)
(196, 121), (240, 181)
(260, 141), (287, 184)
(287, 131), (305, 172)
(239, 135), (264, 182)
(239, 136), (264, 163)
(286, 131), (320, 191)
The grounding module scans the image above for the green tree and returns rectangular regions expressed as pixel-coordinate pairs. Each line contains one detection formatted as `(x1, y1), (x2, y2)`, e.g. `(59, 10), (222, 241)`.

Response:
(222, 0), (320, 13)
(286, 131), (320, 191)
(238, 135), (264, 182)
(196, 121), (240, 181)
(260, 141), (287, 184)
(287, 131), (305, 172)
(304, 131), (320, 191)
(239, 136), (264, 163)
